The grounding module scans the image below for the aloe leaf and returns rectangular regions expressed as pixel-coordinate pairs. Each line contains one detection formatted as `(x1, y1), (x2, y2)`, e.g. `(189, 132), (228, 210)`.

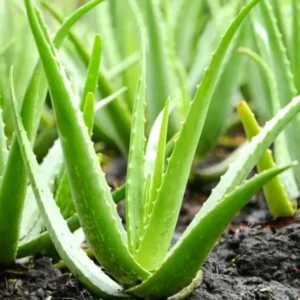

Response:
(83, 93), (95, 137)
(10, 75), (126, 298)
(271, 0), (289, 51)
(237, 101), (296, 217)
(0, 0), (104, 263)
(258, 0), (296, 107)
(80, 35), (102, 110)
(130, 165), (292, 297)
(22, 0), (105, 237)
(136, 0), (261, 270)
(143, 99), (170, 228)
(126, 0), (147, 254)
(55, 34), (101, 218)
(57, 91), (96, 219)
(0, 108), (8, 175)
(23, 0), (149, 285)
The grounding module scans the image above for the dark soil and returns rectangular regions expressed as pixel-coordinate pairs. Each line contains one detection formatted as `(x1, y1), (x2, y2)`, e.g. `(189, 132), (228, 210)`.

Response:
(189, 214), (300, 300)
(0, 257), (99, 300)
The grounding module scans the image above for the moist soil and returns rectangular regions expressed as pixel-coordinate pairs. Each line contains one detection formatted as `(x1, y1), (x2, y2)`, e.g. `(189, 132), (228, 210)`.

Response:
(1, 157), (300, 299)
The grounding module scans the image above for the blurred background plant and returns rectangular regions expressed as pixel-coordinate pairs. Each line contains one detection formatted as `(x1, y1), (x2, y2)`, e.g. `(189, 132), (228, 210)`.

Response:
(0, 0), (298, 207)
(0, 0), (250, 170)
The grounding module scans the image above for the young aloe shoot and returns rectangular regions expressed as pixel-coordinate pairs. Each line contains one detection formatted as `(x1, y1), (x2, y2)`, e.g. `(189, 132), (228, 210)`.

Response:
(237, 101), (297, 218)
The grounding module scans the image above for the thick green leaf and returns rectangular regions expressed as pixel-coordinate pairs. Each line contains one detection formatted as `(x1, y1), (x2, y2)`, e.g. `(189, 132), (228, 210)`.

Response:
(55, 34), (101, 219)
(125, 0), (148, 254)
(237, 100), (296, 217)
(143, 99), (170, 230)
(83, 93), (95, 137)
(23, 0), (149, 285)
(136, 0), (261, 270)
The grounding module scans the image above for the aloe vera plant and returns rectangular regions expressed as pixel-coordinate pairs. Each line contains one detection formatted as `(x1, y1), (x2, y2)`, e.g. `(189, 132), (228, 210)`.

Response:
(7, 0), (300, 298)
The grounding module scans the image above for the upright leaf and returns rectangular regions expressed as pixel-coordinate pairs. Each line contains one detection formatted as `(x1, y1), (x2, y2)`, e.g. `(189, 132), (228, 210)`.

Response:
(80, 35), (102, 109)
(126, 0), (147, 254)
(237, 101), (296, 217)
(143, 99), (170, 229)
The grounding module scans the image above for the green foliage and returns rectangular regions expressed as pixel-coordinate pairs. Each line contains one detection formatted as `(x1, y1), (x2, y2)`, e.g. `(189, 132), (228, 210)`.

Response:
(1, 0), (300, 299)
